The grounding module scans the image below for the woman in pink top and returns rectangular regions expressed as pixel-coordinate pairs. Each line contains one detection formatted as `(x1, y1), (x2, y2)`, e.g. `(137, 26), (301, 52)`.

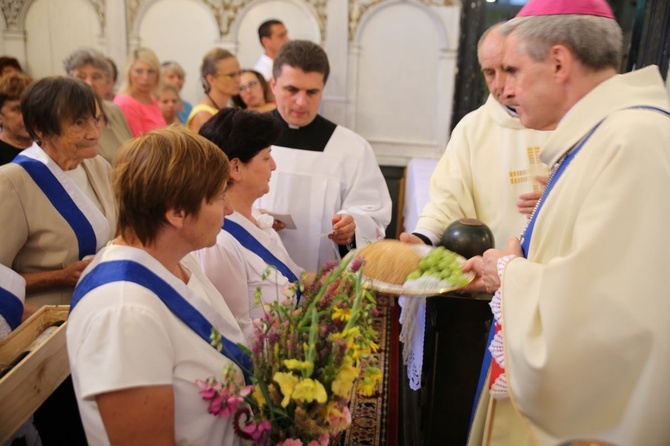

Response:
(114, 48), (166, 137)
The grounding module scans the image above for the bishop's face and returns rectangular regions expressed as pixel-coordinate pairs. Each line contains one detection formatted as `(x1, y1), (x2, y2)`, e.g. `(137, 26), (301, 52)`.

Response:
(271, 65), (324, 128)
(502, 33), (562, 131)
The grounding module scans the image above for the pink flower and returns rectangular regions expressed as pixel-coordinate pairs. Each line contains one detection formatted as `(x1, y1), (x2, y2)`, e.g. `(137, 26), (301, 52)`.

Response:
(242, 419), (272, 441)
(196, 379), (219, 400)
(308, 434), (330, 446)
(278, 439), (303, 446)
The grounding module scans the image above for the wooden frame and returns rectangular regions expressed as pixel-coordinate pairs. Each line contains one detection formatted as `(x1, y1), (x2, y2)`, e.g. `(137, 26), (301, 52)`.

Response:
(0, 306), (69, 442)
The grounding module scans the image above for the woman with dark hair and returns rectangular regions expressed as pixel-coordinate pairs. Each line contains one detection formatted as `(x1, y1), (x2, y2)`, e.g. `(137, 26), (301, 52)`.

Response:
(0, 76), (116, 316)
(187, 48), (240, 133)
(195, 108), (303, 339)
(232, 69), (275, 113)
(0, 72), (33, 165)
(0, 56), (22, 76)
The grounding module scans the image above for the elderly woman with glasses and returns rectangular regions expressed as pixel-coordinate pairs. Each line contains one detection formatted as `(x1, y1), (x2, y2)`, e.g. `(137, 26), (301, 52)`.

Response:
(232, 69), (276, 113)
(187, 48), (241, 133)
(0, 77), (116, 318)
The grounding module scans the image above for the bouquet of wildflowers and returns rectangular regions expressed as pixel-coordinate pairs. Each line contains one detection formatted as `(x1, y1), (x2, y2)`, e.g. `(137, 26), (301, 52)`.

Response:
(197, 256), (382, 446)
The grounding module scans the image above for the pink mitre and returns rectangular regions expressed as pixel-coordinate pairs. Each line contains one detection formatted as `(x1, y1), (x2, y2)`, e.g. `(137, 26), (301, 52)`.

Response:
(517, 0), (615, 19)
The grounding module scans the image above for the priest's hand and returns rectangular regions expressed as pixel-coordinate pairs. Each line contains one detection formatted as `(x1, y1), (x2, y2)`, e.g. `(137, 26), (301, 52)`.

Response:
(330, 214), (355, 245)
(481, 236), (522, 293)
(517, 175), (548, 218)
(462, 255), (487, 293)
(399, 232), (425, 244)
(272, 219), (286, 231)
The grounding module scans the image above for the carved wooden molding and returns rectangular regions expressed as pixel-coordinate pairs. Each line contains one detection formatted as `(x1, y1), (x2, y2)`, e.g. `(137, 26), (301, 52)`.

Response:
(349, 0), (456, 41)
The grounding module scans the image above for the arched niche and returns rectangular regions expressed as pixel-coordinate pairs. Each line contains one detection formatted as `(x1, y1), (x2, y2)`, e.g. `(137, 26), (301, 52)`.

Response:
(136, 0), (220, 105)
(24, 0), (102, 79)
(351, 0), (457, 163)
(233, 0), (321, 72)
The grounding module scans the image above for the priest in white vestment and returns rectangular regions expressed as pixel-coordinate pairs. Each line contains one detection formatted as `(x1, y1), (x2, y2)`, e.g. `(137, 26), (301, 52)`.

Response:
(402, 23), (551, 251)
(256, 40), (392, 271)
(466, 1), (670, 444)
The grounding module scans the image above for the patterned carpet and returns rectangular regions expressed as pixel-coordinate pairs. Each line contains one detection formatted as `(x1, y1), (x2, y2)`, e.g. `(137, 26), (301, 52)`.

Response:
(339, 294), (399, 446)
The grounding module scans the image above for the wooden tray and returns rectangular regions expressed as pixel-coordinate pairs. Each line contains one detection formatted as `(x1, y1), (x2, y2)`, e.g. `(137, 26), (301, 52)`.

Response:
(0, 305), (69, 442)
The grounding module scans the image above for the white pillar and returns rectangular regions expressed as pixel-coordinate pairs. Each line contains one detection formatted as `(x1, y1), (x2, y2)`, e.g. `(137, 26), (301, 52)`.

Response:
(322, 0), (349, 125)
(3, 30), (27, 72)
(105, 0), (128, 72)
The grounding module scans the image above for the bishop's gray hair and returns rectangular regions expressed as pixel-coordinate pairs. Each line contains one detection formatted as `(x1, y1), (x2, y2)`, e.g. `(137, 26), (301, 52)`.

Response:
(501, 15), (623, 71)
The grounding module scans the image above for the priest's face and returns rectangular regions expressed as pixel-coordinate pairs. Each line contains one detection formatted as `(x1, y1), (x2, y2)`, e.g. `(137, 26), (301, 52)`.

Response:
(478, 27), (507, 104)
(271, 65), (324, 128)
(501, 33), (562, 130)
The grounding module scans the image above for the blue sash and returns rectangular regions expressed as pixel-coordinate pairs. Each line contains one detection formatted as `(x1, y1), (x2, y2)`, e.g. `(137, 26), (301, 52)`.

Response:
(222, 218), (302, 304)
(469, 105), (670, 429)
(70, 260), (252, 384)
(0, 287), (23, 330)
(13, 155), (97, 259)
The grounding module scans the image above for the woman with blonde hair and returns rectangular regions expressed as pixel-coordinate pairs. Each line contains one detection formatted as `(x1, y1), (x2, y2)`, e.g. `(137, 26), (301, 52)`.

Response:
(187, 48), (240, 133)
(114, 47), (166, 137)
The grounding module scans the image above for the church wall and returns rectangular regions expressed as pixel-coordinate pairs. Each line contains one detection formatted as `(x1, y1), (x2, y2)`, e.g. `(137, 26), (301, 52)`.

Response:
(135, 0), (220, 106)
(0, 0), (461, 166)
(24, 0), (102, 79)
(350, 1), (458, 165)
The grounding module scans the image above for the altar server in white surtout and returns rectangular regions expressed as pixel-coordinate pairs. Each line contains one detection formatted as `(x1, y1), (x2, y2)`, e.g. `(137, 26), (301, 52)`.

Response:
(0, 77), (116, 317)
(257, 40), (392, 271)
(465, 0), (670, 444)
(68, 127), (249, 446)
(195, 107), (304, 340)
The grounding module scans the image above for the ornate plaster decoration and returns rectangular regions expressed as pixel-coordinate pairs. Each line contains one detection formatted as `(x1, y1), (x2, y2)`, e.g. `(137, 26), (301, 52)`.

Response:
(0, 0), (27, 30)
(349, 0), (456, 41)
(86, 0), (106, 32)
(126, 0), (142, 34)
(127, 0), (326, 40)
(304, 0), (327, 40)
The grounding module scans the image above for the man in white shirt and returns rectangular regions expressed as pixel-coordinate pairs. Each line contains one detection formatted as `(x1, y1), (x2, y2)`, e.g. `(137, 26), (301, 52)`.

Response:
(257, 40), (392, 271)
(253, 20), (289, 81)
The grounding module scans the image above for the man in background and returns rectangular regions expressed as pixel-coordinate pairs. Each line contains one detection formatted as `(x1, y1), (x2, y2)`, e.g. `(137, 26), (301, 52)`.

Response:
(257, 40), (392, 271)
(253, 19), (289, 81)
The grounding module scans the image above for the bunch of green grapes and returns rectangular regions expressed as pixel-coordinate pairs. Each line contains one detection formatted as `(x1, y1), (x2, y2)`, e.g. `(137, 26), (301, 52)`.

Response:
(406, 246), (469, 286)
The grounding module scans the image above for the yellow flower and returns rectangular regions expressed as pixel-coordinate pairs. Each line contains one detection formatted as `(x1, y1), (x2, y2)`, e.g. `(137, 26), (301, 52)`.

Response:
(358, 366), (382, 396)
(252, 384), (266, 407)
(332, 306), (351, 322)
(273, 372), (299, 407)
(292, 378), (328, 404)
(368, 340), (379, 353)
(284, 359), (313, 372)
(358, 376), (377, 396)
(331, 359), (359, 397)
